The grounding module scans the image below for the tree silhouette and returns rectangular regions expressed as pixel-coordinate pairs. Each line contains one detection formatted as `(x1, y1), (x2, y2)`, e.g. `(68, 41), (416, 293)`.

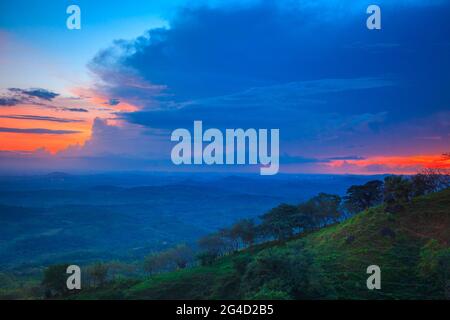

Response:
(259, 204), (297, 240)
(344, 180), (383, 214)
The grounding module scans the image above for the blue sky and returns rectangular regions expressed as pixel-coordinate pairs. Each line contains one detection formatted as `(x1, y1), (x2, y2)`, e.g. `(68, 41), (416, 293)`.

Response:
(0, 0), (449, 174)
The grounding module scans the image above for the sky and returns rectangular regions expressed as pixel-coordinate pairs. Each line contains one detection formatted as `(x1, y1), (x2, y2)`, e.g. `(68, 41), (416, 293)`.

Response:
(0, 0), (449, 174)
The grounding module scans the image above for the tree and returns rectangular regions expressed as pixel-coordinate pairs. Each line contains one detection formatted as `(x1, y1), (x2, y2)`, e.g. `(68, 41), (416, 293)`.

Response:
(295, 201), (318, 231)
(344, 180), (383, 214)
(86, 263), (108, 287)
(168, 244), (194, 269)
(197, 252), (218, 266)
(309, 193), (342, 225)
(144, 244), (195, 274)
(103, 261), (138, 280)
(220, 227), (241, 252)
(242, 245), (336, 299)
(144, 251), (173, 275)
(42, 264), (70, 298)
(412, 168), (450, 196)
(259, 204), (297, 241)
(293, 193), (342, 231)
(411, 173), (435, 197)
(384, 175), (412, 213)
(198, 232), (230, 257)
(228, 219), (258, 248)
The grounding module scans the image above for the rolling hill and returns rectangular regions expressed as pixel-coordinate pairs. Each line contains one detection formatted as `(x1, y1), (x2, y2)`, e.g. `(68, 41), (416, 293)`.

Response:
(74, 188), (450, 300)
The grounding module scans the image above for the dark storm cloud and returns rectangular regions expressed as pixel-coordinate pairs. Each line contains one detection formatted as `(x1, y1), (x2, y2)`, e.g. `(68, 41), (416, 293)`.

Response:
(0, 97), (20, 106)
(85, 0), (450, 163)
(63, 108), (89, 113)
(0, 115), (84, 123)
(88, 2), (450, 127)
(0, 87), (61, 108)
(0, 88), (90, 113)
(0, 127), (80, 134)
(8, 88), (59, 101)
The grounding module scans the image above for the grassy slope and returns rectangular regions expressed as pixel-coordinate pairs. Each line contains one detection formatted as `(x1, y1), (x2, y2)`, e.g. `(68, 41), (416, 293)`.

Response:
(75, 189), (450, 300)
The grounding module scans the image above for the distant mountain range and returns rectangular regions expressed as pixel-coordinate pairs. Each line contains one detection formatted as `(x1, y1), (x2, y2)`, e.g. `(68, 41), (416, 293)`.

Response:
(0, 173), (382, 270)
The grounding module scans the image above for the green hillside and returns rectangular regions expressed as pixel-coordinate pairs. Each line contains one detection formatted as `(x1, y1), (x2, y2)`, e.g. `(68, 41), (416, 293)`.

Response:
(75, 189), (450, 300)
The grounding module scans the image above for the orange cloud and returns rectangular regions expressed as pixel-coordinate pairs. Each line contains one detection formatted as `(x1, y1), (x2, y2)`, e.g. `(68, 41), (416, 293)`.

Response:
(0, 103), (91, 153)
(0, 83), (142, 153)
(0, 132), (90, 154)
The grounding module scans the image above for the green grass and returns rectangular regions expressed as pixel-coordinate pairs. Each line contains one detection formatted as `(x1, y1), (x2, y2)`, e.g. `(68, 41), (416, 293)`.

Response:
(73, 189), (450, 300)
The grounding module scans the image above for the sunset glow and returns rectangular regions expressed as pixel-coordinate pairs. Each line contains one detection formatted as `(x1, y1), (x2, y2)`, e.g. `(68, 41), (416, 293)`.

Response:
(0, 0), (449, 174)
(327, 154), (450, 174)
